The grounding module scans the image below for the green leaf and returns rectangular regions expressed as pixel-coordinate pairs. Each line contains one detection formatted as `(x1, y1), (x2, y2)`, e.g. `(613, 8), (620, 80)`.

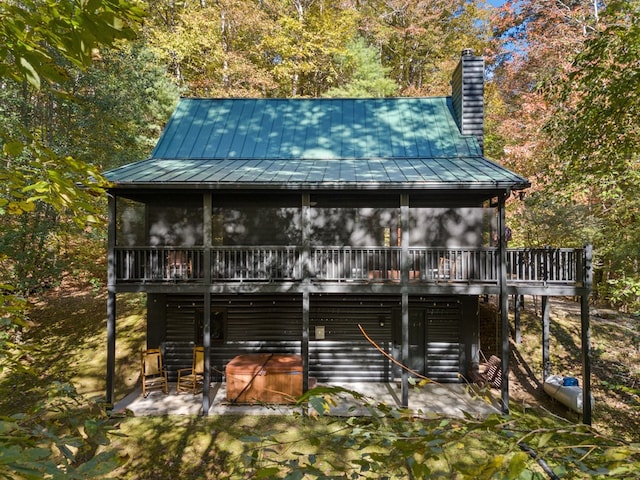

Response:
(19, 57), (41, 89)
(507, 451), (528, 477)
(603, 446), (631, 461)
(537, 432), (554, 448)
(308, 396), (329, 415)
(255, 467), (282, 478)
(2, 141), (24, 156)
(21, 181), (50, 194)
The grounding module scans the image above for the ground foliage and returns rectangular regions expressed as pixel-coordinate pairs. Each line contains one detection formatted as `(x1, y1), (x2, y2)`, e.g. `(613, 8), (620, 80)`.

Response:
(237, 385), (640, 479)
(106, 385), (640, 479)
(0, 382), (120, 480)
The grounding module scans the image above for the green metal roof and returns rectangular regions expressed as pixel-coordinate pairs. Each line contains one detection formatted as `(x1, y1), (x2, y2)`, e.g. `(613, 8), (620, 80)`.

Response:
(105, 97), (529, 190)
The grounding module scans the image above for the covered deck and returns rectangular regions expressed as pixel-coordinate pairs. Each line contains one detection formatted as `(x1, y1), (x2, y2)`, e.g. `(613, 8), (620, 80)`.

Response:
(112, 245), (588, 294)
(107, 243), (594, 424)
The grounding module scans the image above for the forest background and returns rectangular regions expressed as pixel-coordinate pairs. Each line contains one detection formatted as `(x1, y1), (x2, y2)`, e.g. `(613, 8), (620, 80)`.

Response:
(1, 0), (638, 312)
(0, 0), (639, 477)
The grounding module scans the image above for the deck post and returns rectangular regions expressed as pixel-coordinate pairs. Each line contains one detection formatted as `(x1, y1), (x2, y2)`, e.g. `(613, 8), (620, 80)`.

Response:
(202, 192), (212, 416)
(401, 194), (410, 407)
(541, 296), (550, 380)
(581, 244), (593, 425)
(301, 193), (311, 392)
(106, 291), (116, 407)
(498, 194), (510, 413)
(106, 194), (117, 407)
(514, 295), (522, 344)
(202, 291), (211, 415)
(302, 289), (310, 392)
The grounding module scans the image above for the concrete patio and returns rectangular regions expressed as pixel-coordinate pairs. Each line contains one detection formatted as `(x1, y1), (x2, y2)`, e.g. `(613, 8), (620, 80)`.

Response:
(112, 381), (501, 418)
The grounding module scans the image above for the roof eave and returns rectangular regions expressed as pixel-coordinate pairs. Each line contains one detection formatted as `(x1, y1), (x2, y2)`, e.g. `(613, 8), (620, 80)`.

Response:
(107, 180), (530, 192)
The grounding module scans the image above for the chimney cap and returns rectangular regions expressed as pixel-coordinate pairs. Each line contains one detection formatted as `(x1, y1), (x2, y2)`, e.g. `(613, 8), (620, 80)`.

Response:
(461, 48), (474, 57)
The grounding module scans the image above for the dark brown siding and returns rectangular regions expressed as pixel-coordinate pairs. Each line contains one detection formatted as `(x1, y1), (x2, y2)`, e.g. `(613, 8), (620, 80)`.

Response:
(162, 294), (302, 380)
(424, 300), (462, 382)
(157, 294), (473, 383)
(310, 295), (396, 382)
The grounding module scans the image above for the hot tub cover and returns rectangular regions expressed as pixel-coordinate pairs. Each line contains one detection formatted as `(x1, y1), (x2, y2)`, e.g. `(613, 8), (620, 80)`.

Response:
(226, 354), (302, 375)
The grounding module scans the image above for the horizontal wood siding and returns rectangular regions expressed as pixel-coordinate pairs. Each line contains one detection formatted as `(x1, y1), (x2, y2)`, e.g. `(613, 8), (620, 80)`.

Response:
(163, 294), (302, 381)
(451, 53), (484, 152)
(163, 294), (201, 381)
(158, 294), (469, 384)
(310, 295), (396, 382)
(424, 301), (462, 382)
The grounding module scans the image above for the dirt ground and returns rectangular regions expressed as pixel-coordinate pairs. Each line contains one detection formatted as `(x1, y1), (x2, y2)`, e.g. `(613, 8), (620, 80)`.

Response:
(501, 296), (640, 440)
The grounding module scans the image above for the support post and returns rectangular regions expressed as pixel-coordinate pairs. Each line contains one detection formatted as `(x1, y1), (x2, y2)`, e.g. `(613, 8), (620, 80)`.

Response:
(498, 194), (510, 413)
(302, 289), (310, 392)
(514, 295), (522, 344)
(400, 194), (410, 407)
(301, 193), (311, 392)
(202, 193), (213, 416)
(106, 291), (116, 407)
(581, 244), (593, 425)
(106, 194), (117, 407)
(401, 292), (409, 407)
(541, 296), (550, 380)
(202, 291), (211, 415)
(203, 192), (212, 285)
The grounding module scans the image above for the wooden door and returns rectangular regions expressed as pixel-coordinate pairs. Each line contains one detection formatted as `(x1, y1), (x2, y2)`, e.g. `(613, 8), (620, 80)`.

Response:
(406, 302), (462, 382)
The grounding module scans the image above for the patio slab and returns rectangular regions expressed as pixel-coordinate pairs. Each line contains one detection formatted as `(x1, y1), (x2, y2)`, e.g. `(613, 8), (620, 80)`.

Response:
(112, 382), (500, 418)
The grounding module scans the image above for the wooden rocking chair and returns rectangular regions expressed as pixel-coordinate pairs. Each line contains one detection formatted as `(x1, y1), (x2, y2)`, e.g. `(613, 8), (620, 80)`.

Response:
(177, 346), (205, 394)
(480, 355), (503, 389)
(141, 348), (168, 397)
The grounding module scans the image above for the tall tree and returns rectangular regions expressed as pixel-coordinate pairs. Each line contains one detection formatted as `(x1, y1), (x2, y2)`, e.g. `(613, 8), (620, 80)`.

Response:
(257, 0), (361, 96)
(324, 37), (399, 97)
(0, 43), (179, 292)
(1, 0), (144, 218)
(489, 0), (599, 184)
(547, 0), (640, 309)
(487, 0), (600, 249)
(146, 0), (279, 96)
(491, 0), (640, 309)
(0, 3), (149, 477)
(360, 0), (494, 96)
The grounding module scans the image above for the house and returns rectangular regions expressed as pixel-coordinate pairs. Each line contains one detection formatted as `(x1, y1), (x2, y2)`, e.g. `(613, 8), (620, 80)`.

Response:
(104, 50), (593, 421)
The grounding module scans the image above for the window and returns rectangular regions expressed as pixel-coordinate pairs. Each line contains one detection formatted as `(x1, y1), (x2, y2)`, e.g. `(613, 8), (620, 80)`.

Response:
(195, 309), (226, 344)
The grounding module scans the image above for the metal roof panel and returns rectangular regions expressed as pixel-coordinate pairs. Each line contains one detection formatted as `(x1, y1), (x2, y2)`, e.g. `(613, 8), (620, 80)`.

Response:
(105, 157), (529, 188)
(106, 98), (529, 190)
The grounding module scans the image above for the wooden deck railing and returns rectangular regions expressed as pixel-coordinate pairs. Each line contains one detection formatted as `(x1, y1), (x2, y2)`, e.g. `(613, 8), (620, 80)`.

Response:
(114, 247), (206, 281)
(112, 246), (586, 286)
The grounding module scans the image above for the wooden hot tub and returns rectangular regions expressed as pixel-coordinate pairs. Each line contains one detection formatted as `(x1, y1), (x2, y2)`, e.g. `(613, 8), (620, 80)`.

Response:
(225, 354), (303, 404)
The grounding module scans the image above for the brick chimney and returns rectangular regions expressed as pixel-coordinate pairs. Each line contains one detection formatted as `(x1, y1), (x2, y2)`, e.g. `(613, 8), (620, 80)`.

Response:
(451, 49), (485, 153)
